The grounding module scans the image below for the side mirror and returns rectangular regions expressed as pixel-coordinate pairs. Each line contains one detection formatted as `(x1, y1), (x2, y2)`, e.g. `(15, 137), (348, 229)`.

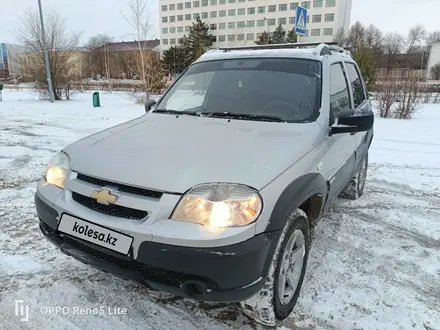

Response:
(330, 111), (374, 136)
(145, 99), (157, 112)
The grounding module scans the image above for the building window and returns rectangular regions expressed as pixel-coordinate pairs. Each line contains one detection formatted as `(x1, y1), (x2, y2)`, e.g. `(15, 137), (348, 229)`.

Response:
(325, 13), (335, 21)
(290, 2), (299, 10)
(238, 0), (245, 2)
(289, 16), (295, 24)
(258, 6), (265, 13)
(312, 14), (322, 23)
(256, 33), (262, 39)
(170, 38), (176, 44)
(237, 34), (245, 41)
(162, 39), (168, 45)
(219, 10), (226, 16)
(169, 4), (175, 10)
(202, 0), (208, 6)
(313, 0), (323, 7)
(210, 11), (217, 17)
(229, 0), (236, 3)
(162, 16), (168, 23)
(169, 16), (175, 22)
(311, 28), (320, 36)
(210, 0), (217, 4)
(219, 23), (226, 29)
(247, 7), (255, 14)
(193, 13), (200, 19)
(323, 28), (333, 36)
(161, 5), (167, 11)
(228, 22), (236, 28)
(162, 27), (168, 34)
(246, 33), (254, 40)
(185, 2), (191, 8)
(257, 19), (265, 27)
(326, 0), (336, 7)
(228, 35), (235, 41)
(267, 18), (276, 25)
(247, 20), (255, 27)
(279, 4), (287, 11)
(306, 15), (309, 23)
(237, 21), (246, 28)
(228, 9), (236, 16)
(178, 38), (184, 44)
(185, 14), (191, 20)
(201, 12), (208, 18)
(278, 17), (287, 25)
(219, 35), (226, 42)
(268, 5), (276, 12)
(212, 36), (217, 42)
(185, 26), (191, 32)
(193, 1), (200, 7)
(170, 27), (176, 33)
(177, 26), (184, 32)
(210, 23), (217, 30)
(301, 1), (310, 9)
(238, 8), (245, 15)
(177, 15), (183, 21)
(219, 0), (226, 3)
(177, 3), (183, 10)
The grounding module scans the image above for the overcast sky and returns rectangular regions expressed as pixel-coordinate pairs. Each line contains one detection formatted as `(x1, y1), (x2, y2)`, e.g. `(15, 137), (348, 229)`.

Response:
(1, 0), (439, 45)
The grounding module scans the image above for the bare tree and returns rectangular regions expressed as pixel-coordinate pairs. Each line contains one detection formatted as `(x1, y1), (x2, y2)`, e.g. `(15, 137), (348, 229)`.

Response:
(86, 34), (114, 91)
(394, 78), (423, 119)
(364, 24), (383, 53)
(121, 0), (152, 97)
(376, 80), (400, 118)
(347, 21), (365, 53)
(383, 32), (405, 74)
(406, 24), (426, 53)
(14, 8), (80, 100)
(431, 63), (440, 80)
(333, 27), (347, 46)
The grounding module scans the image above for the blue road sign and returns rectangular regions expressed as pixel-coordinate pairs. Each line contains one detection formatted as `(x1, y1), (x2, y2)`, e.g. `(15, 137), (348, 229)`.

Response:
(295, 7), (308, 36)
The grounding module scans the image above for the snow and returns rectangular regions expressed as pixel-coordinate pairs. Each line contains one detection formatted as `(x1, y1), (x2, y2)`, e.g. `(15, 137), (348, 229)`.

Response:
(1, 90), (440, 329)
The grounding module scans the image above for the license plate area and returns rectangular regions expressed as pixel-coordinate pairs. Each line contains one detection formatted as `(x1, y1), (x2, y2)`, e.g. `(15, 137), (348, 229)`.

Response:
(57, 214), (134, 255)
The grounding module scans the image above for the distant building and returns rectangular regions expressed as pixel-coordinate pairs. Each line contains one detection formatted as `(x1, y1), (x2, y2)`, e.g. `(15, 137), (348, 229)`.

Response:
(159, 0), (352, 50)
(374, 53), (428, 81)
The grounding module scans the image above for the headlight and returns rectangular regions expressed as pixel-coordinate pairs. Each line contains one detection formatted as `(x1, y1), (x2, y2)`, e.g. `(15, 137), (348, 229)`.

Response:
(44, 152), (70, 188)
(171, 183), (262, 228)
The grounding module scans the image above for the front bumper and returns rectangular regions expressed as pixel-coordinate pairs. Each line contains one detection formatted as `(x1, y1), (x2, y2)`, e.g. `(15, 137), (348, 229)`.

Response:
(36, 193), (280, 302)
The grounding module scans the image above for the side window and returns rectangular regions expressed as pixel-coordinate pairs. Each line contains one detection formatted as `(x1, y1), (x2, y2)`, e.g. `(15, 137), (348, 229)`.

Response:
(330, 63), (351, 119)
(345, 63), (366, 108)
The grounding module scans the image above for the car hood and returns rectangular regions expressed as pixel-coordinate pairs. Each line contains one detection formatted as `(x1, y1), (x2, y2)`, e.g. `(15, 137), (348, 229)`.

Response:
(65, 114), (323, 193)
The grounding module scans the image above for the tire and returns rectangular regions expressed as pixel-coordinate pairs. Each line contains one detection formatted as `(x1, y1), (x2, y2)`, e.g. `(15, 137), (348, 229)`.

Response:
(239, 209), (311, 326)
(339, 152), (368, 200)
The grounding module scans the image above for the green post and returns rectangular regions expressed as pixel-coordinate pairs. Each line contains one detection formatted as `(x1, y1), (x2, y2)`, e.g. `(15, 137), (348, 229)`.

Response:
(92, 91), (100, 107)
(0, 84), (3, 101)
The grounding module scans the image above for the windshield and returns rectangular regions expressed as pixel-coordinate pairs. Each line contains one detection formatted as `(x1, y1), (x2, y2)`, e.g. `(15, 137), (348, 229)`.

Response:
(154, 58), (322, 123)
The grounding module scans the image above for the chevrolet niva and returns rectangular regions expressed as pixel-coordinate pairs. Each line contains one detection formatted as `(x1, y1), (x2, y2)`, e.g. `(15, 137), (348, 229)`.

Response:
(36, 42), (374, 326)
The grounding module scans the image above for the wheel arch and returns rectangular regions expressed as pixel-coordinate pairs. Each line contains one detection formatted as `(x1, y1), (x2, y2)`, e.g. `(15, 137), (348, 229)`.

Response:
(264, 172), (328, 233)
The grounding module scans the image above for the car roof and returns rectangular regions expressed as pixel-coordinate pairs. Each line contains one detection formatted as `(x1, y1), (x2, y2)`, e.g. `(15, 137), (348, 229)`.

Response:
(195, 42), (353, 64)
(196, 43), (353, 62)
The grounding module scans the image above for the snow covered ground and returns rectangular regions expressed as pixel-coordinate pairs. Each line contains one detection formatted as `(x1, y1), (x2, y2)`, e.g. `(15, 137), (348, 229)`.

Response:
(0, 91), (439, 330)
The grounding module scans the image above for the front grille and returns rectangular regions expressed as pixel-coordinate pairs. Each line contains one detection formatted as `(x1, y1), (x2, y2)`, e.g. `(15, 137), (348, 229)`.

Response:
(76, 173), (163, 199)
(72, 192), (148, 220)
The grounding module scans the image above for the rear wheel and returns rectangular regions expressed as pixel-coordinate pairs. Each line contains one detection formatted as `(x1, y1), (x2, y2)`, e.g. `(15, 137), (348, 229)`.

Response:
(239, 209), (310, 326)
(340, 152), (368, 200)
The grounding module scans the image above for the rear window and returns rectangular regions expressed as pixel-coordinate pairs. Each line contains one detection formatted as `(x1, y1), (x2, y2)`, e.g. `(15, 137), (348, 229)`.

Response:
(156, 58), (322, 123)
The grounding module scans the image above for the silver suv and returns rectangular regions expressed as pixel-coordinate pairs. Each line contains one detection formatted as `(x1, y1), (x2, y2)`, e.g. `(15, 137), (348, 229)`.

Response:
(36, 42), (374, 326)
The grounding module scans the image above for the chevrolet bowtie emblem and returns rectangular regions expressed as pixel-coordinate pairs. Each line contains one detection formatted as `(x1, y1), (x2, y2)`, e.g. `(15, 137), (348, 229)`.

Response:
(90, 189), (119, 205)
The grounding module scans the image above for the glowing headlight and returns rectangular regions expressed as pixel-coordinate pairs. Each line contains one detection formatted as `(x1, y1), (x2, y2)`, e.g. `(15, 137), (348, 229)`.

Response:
(171, 183), (262, 228)
(44, 152), (70, 188)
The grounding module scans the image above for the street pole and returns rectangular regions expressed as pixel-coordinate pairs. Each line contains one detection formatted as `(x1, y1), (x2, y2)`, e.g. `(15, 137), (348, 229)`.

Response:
(37, 0), (55, 102)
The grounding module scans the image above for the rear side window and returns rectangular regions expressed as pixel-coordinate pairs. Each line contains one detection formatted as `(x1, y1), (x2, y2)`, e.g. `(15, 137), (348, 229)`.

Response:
(345, 63), (366, 108)
(330, 63), (351, 118)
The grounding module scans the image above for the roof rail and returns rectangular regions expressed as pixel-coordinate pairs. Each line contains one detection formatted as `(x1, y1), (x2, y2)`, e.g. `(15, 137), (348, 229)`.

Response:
(218, 41), (351, 56)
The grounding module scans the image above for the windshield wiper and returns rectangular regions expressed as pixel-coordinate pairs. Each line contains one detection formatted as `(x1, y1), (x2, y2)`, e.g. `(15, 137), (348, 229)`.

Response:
(204, 112), (286, 122)
(154, 109), (203, 117)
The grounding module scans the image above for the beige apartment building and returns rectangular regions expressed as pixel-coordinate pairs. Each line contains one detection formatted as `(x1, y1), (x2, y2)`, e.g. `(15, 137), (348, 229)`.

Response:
(159, 0), (352, 49)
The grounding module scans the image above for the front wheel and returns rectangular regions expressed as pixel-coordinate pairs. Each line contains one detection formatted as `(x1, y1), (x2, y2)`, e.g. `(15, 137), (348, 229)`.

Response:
(239, 209), (310, 326)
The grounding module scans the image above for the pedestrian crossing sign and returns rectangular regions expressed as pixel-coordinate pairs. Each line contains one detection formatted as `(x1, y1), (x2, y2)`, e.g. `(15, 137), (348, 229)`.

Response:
(295, 7), (308, 36)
